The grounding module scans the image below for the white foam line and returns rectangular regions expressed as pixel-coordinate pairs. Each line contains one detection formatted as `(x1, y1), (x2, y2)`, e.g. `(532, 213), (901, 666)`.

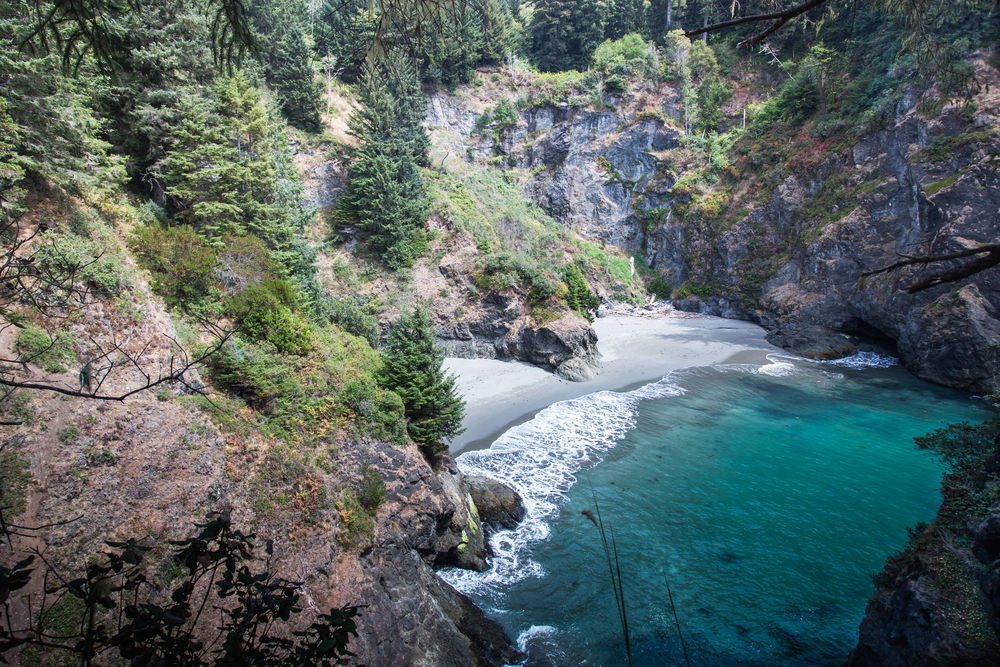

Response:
(442, 378), (685, 597)
(442, 351), (894, 599)
(820, 351), (898, 369)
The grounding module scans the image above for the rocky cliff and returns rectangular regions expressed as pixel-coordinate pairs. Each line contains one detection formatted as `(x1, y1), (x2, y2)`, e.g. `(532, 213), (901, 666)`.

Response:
(1, 196), (521, 667)
(847, 449), (1000, 667)
(424, 64), (1000, 393)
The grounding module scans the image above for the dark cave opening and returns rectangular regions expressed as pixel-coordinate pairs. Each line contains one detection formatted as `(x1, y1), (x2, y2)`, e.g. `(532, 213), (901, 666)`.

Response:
(839, 317), (898, 355)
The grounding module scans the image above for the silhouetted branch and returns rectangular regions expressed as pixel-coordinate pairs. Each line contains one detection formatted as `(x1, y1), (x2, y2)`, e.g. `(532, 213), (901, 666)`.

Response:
(686, 0), (829, 47)
(861, 244), (1000, 293)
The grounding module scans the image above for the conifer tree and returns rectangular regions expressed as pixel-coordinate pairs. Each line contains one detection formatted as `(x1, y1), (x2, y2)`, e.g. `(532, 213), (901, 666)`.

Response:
(345, 57), (429, 269)
(528, 0), (605, 72)
(276, 25), (322, 132)
(377, 307), (465, 458)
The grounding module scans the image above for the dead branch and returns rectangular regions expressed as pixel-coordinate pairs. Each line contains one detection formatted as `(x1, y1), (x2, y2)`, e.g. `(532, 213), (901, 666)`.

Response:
(861, 243), (1000, 293)
(685, 0), (830, 47)
(0, 329), (235, 402)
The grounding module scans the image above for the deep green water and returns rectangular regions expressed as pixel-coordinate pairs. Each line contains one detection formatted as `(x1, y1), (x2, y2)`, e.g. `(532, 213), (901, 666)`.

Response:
(445, 354), (996, 666)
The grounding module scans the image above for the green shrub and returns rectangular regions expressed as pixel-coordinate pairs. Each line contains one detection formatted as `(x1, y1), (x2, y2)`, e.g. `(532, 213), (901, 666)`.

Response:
(336, 490), (375, 549)
(16, 327), (73, 373)
(562, 263), (599, 319)
(604, 76), (627, 94)
(329, 295), (379, 347)
(0, 441), (32, 517)
(357, 463), (386, 513)
(648, 277), (672, 299)
(227, 281), (312, 355)
(131, 225), (216, 307)
(592, 33), (648, 71)
(214, 235), (281, 295)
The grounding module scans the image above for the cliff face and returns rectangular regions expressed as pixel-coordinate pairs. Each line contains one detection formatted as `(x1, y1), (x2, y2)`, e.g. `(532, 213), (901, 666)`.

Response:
(423, 63), (1000, 393)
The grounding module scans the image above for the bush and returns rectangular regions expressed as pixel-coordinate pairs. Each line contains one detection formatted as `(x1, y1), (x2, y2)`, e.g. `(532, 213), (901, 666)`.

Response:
(329, 295), (380, 348)
(562, 263), (599, 319)
(131, 225), (216, 307)
(357, 463), (386, 512)
(592, 33), (648, 71)
(214, 235), (281, 296)
(648, 277), (672, 299)
(914, 416), (1000, 470)
(227, 281), (312, 355)
(16, 327), (73, 373)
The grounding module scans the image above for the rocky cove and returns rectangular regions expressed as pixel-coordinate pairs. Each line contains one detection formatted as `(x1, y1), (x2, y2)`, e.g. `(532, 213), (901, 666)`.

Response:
(250, 60), (1000, 664)
(4, 34), (1000, 667)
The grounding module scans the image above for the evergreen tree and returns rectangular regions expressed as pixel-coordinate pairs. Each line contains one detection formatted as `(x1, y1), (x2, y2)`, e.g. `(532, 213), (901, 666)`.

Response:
(345, 58), (429, 269)
(477, 0), (517, 66)
(604, 0), (646, 41)
(377, 307), (465, 457)
(276, 24), (322, 132)
(528, 0), (605, 72)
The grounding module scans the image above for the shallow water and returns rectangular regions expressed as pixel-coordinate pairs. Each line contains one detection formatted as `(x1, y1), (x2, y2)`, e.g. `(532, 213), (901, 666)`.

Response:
(444, 354), (996, 666)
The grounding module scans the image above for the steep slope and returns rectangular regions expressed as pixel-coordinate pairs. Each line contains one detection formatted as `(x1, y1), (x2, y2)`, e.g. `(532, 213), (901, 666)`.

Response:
(0, 194), (521, 666)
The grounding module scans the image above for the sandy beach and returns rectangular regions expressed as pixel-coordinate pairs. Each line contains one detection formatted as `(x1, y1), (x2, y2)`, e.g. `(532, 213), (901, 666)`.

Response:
(445, 311), (783, 453)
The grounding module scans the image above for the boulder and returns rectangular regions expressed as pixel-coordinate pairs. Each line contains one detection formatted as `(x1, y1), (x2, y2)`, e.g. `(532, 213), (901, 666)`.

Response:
(465, 476), (526, 532)
(765, 325), (857, 360)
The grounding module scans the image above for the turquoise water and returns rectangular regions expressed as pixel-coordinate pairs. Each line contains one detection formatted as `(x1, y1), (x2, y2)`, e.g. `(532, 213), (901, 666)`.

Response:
(444, 354), (996, 666)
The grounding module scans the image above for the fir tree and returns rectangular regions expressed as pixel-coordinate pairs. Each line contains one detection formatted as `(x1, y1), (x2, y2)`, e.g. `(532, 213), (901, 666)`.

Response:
(276, 25), (322, 132)
(377, 307), (465, 458)
(345, 58), (429, 269)
(528, 0), (605, 72)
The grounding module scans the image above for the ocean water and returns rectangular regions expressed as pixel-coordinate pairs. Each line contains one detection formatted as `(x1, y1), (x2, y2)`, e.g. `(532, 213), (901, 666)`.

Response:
(444, 353), (996, 667)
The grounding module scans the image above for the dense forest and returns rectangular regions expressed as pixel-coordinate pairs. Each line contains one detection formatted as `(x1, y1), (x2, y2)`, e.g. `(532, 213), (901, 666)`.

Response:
(2, 0), (1000, 663)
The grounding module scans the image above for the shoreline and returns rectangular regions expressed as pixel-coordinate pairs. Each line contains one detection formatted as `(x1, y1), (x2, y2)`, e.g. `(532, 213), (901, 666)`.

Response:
(445, 311), (783, 454)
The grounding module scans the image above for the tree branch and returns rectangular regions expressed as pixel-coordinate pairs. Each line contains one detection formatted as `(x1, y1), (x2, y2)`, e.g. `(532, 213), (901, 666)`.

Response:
(861, 244), (1000, 293)
(685, 0), (830, 47)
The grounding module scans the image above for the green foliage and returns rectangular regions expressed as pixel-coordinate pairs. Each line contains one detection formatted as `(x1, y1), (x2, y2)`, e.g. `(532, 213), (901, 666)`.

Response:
(329, 295), (380, 348)
(914, 416), (1000, 471)
(15, 327), (73, 373)
(227, 280), (313, 355)
(336, 490), (375, 548)
(562, 263), (599, 319)
(358, 462), (386, 512)
(131, 225), (217, 307)
(207, 326), (404, 447)
(0, 441), (32, 517)
(377, 308), (465, 458)
(673, 280), (714, 300)
(592, 33), (648, 70)
(648, 277), (672, 299)
(276, 25), (322, 132)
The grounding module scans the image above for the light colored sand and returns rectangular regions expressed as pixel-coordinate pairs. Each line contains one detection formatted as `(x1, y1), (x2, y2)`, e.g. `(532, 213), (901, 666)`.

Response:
(444, 312), (783, 453)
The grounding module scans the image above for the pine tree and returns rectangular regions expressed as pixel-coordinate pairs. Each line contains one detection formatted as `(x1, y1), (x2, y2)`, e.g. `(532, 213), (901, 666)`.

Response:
(345, 58), (429, 269)
(528, 0), (605, 72)
(377, 307), (465, 458)
(276, 25), (322, 132)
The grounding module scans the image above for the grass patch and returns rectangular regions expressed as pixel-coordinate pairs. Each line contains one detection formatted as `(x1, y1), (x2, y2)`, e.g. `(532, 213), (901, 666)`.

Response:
(925, 173), (961, 197)
(15, 327), (74, 373)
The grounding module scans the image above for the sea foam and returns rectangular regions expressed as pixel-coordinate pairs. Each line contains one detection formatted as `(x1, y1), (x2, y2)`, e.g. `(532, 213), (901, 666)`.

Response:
(441, 377), (684, 596)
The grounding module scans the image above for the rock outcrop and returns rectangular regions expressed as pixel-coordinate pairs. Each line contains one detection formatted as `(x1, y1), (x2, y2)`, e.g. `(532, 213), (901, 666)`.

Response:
(847, 498), (1000, 667)
(437, 297), (600, 381)
(465, 476), (526, 532)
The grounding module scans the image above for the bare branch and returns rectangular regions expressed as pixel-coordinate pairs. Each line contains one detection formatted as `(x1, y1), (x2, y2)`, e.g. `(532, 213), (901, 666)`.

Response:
(685, 0), (830, 47)
(861, 243), (1000, 293)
